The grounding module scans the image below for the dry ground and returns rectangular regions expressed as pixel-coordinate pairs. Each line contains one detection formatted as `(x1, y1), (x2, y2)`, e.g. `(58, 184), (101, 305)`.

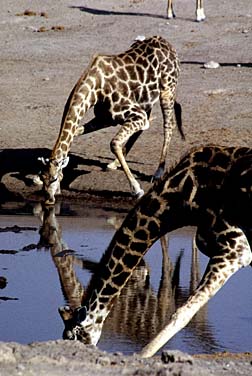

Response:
(0, 0), (251, 206)
(0, 0), (252, 374)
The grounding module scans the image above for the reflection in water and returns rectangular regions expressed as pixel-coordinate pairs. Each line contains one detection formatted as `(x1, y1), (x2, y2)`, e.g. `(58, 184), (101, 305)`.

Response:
(33, 204), (219, 353)
(35, 204), (85, 310)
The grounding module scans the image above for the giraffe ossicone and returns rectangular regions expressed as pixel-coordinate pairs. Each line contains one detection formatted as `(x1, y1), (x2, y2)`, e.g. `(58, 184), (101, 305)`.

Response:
(40, 36), (184, 205)
(58, 145), (252, 356)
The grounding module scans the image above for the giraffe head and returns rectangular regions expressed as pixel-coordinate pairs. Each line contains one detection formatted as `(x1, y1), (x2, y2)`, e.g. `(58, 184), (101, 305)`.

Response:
(58, 304), (104, 346)
(39, 157), (69, 205)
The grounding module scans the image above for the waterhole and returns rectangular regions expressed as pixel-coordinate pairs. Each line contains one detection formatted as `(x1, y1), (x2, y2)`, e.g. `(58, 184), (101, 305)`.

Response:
(0, 202), (252, 355)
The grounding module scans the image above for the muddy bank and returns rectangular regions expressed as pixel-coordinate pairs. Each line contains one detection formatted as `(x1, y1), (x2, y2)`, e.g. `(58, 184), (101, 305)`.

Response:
(1, 340), (252, 376)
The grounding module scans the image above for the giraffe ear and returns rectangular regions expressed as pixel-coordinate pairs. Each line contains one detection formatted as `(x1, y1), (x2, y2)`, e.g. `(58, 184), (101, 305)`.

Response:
(76, 306), (87, 323)
(38, 157), (50, 166)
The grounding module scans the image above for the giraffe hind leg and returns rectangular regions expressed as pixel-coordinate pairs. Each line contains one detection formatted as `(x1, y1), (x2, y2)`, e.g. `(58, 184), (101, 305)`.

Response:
(167, 0), (176, 19)
(140, 225), (252, 357)
(153, 91), (177, 181)
(196, 0), (206, 21)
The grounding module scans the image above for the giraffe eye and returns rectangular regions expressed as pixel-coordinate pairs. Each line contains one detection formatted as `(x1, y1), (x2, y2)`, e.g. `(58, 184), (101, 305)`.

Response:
(75, 306), (87, 323)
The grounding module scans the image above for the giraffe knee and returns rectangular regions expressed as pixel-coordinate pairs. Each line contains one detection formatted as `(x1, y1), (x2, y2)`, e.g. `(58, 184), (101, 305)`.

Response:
(110, 139), (120, 155)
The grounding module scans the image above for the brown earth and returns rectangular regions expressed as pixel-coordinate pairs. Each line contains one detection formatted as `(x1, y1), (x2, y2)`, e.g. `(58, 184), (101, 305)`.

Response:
(0, 0), (252, 374)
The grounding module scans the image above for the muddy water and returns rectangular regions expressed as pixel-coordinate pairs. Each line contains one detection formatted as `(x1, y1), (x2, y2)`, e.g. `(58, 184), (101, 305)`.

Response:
(0, 203), (252, 355)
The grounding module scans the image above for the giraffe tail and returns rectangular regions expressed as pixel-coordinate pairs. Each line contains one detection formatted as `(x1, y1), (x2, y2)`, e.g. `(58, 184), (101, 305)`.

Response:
(174, 101), (185, 140)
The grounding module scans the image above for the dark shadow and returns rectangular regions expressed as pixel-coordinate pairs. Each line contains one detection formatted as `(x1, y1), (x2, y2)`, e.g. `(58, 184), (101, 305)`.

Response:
(0, 148), (92, 202)
(181, 61), (252, 68)
(0, 147), (152, 203)
(69, 5), (166, 19)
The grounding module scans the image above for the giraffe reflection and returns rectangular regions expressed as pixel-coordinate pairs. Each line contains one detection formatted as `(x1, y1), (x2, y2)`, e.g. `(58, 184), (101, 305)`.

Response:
(35, 204), (217, 351)
(35, 204), (85, 310)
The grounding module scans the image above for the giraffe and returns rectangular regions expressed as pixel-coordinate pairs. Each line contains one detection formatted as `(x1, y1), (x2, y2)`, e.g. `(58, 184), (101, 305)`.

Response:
(39, 36), (184, 205)
(36, 204), (202, 347)
(35, 203), (216, 350)
(58, 144), (252, 356)
(167, 0), (206, 21)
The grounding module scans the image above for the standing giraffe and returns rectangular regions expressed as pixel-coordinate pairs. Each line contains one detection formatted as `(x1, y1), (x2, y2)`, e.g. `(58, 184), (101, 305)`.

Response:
(58, 145), (252, 356)
(39, 36), (184, 205)
(167, 0), (206, 21)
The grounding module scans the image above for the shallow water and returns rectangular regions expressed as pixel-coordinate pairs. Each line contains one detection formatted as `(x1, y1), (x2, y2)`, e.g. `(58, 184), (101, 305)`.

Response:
(0, 202), (252, 355)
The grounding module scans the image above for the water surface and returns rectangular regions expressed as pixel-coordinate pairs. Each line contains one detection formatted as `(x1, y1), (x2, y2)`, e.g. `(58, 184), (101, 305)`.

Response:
(0, 203), (252, 355)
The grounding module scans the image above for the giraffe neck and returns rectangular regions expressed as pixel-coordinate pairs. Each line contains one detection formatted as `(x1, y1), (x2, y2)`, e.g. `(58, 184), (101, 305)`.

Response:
(80, 169), (195, 343)
(75, 146), (247, 343)
(52, 58), (100, 162)
(60, 145), (252, 349)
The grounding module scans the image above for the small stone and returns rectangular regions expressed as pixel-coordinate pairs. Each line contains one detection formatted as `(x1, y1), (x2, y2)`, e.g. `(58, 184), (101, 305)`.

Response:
(51, 25), (65, 31)
(37, 26), (47, 32)
(0, 344), (16, 363)
(96, 356), (111, 366)
(40, 12), (49, 18)
(135, 35), (146, 41)
(161, 350), (193, 365)
(203, 61), (220, 69)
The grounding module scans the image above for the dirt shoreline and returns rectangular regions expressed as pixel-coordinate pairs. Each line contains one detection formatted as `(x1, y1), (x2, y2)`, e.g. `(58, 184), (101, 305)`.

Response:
(1, 340), (252, 376)
(0, 0), (251, 374)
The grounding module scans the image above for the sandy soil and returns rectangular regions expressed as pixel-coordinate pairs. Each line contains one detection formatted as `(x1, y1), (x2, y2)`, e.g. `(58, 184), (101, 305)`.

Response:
(0, 0), (252, 374)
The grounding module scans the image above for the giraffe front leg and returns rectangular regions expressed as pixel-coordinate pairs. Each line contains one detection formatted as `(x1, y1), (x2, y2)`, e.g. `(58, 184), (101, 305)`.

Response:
(107, 158), (121, 171)
(110, 115), (148, 198)
(107, 130), (143, 171)
(140, 225), (252, 357)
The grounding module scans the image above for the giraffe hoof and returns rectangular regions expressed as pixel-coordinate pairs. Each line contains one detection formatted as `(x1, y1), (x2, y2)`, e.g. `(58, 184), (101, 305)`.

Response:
(152, 168), (164, 182)
(167, 11), (176, 19)
(134, 189), (144, 199)
(196, 9), (206, 22)
(107, 160), (121, 170)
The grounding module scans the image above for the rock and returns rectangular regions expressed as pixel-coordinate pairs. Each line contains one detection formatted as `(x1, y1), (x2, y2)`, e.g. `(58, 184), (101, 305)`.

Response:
(161, 350), (194, 365)
(0, 344), (16, 364)
(203, 61), (220, 69)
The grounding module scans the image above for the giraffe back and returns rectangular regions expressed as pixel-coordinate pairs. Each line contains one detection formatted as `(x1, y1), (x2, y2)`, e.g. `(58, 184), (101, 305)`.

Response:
(90, 36), (180, 124)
